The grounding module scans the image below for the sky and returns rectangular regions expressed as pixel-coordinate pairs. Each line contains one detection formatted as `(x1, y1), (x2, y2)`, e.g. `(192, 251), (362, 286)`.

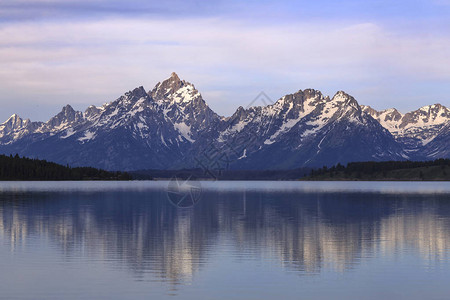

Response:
(0, 0), (449, 121)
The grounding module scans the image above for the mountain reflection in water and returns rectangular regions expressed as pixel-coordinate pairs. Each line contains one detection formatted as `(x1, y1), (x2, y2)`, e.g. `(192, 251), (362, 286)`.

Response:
(1, 184), (449, 289)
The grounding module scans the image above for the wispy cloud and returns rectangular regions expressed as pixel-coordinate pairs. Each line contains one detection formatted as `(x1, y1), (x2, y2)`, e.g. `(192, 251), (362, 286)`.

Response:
(0, 0), (230, 22)
(0, 1), (449, 121)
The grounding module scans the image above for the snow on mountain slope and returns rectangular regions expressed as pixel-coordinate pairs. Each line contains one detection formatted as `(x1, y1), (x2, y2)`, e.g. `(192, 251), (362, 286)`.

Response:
(360, 106), (403, 133)
(219, 89), (326, 146)
(0, 114), (43, 144)
(0, 73), (447, 170)
(217, 90), (405, 169)
(0, 114), (28, 134)
(362, 104), (450, 155)
(0, 73), (222, 170)
(150, 72), (221, 143)
(421, 122), (450, 158)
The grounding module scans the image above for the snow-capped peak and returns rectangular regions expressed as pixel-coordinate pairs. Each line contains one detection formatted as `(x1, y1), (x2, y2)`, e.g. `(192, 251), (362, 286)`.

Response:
(84, 105), (104, 121)
(46, 104), (83, 129)
(362, 105), (403, 132)
(2, 114), (21, 125)
(411, 104), (450, 125)
(362, 103), (450, 149)
(331, 91), (360, 110)
(149, 72), (201, 104)
(0, 73), (447, 170)
(0, 114), (29, 132)
(397, 103), (449, 129)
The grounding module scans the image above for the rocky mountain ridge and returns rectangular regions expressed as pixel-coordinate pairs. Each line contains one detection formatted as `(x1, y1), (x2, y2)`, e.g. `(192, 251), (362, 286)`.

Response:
(0, 73), (448, 170)
(361, 104), (450, 152)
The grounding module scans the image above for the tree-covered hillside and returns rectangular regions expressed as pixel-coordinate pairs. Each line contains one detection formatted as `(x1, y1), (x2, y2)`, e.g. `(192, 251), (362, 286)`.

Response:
(304, 159), (450, 181)
(0, 154), (131, 180)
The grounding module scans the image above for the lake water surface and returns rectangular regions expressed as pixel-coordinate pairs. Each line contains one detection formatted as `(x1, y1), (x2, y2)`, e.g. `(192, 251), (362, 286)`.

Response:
(0, 181), (449, 300)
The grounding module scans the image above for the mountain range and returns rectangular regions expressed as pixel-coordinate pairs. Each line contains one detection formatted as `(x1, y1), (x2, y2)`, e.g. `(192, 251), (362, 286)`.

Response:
(0, 72), (448, 171)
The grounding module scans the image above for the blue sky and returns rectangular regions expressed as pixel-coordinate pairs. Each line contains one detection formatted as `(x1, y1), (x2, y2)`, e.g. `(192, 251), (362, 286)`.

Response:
(0, 0), (449, 121)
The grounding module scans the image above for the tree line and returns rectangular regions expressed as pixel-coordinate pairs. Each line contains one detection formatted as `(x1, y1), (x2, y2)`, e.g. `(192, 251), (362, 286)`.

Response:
(307, 159), (450, 180)
(0, 154), (132, 180)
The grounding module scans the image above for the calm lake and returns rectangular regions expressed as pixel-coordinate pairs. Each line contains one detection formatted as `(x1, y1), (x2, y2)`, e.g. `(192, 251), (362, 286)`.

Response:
(0, 181), (449, 300)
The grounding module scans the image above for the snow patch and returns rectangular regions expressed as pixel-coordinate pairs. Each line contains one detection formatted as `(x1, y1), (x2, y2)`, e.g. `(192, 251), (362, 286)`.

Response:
(238, 149), (247, 160)
(78, 131), (96, 142)
(60, 128), (75, 139)
(173, 122), (194, 142)
(265, 118), (300, 143)
(171, 84), (199, 103)
(160, 132), (168, 146)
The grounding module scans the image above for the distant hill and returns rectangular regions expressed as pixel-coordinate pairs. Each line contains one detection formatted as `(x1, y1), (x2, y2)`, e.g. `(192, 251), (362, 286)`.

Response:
(303, 159), (450, 181)
(131, 167), (312, 181)
(0, 154), (131, 181)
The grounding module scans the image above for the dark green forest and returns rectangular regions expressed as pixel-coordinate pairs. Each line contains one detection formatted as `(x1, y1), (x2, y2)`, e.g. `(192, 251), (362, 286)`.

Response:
(0, 154), (131, 180)
(2, 153), (448, 181)
(304, 159), (450, 181)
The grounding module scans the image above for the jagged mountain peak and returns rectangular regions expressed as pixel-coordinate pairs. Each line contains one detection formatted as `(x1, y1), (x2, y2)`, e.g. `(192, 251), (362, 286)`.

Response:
(333, 90), (349, 98)
(415, 103), (450, 120)
(268, 89), (326, 116)
(360, 105), (377, 115)
(84, 105), (104, 120)
(383, 107), (402, 115)
(0, 112), (41, 143)
(331, 90), (357, 103)
(170, 71), (180, 81)
(362, 105), (403, 121)
(419, 103), (446, 111)
(61, 104), (75, 113)
(400, 103), (450, 128)
(280, 88), (324, 101)
(151, 72), (184, 99)
(0, 114), (28, 132)
(2, 113), (22, 124)
(150, 72), (201, 104)
(361, 102), (449, 152)
(363, 103), (449, 125)
(101, 86), (151, 117)
(57, 104), (77, 117)
(325, 91), (363, 118)
(0, 74), (448, 170)
(127, 86), (147, 97)
(119, 86), (148, 104)
(47, 104), (83, 129)
(226, 106), (248, 125)
(362, 105), (396, 114)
